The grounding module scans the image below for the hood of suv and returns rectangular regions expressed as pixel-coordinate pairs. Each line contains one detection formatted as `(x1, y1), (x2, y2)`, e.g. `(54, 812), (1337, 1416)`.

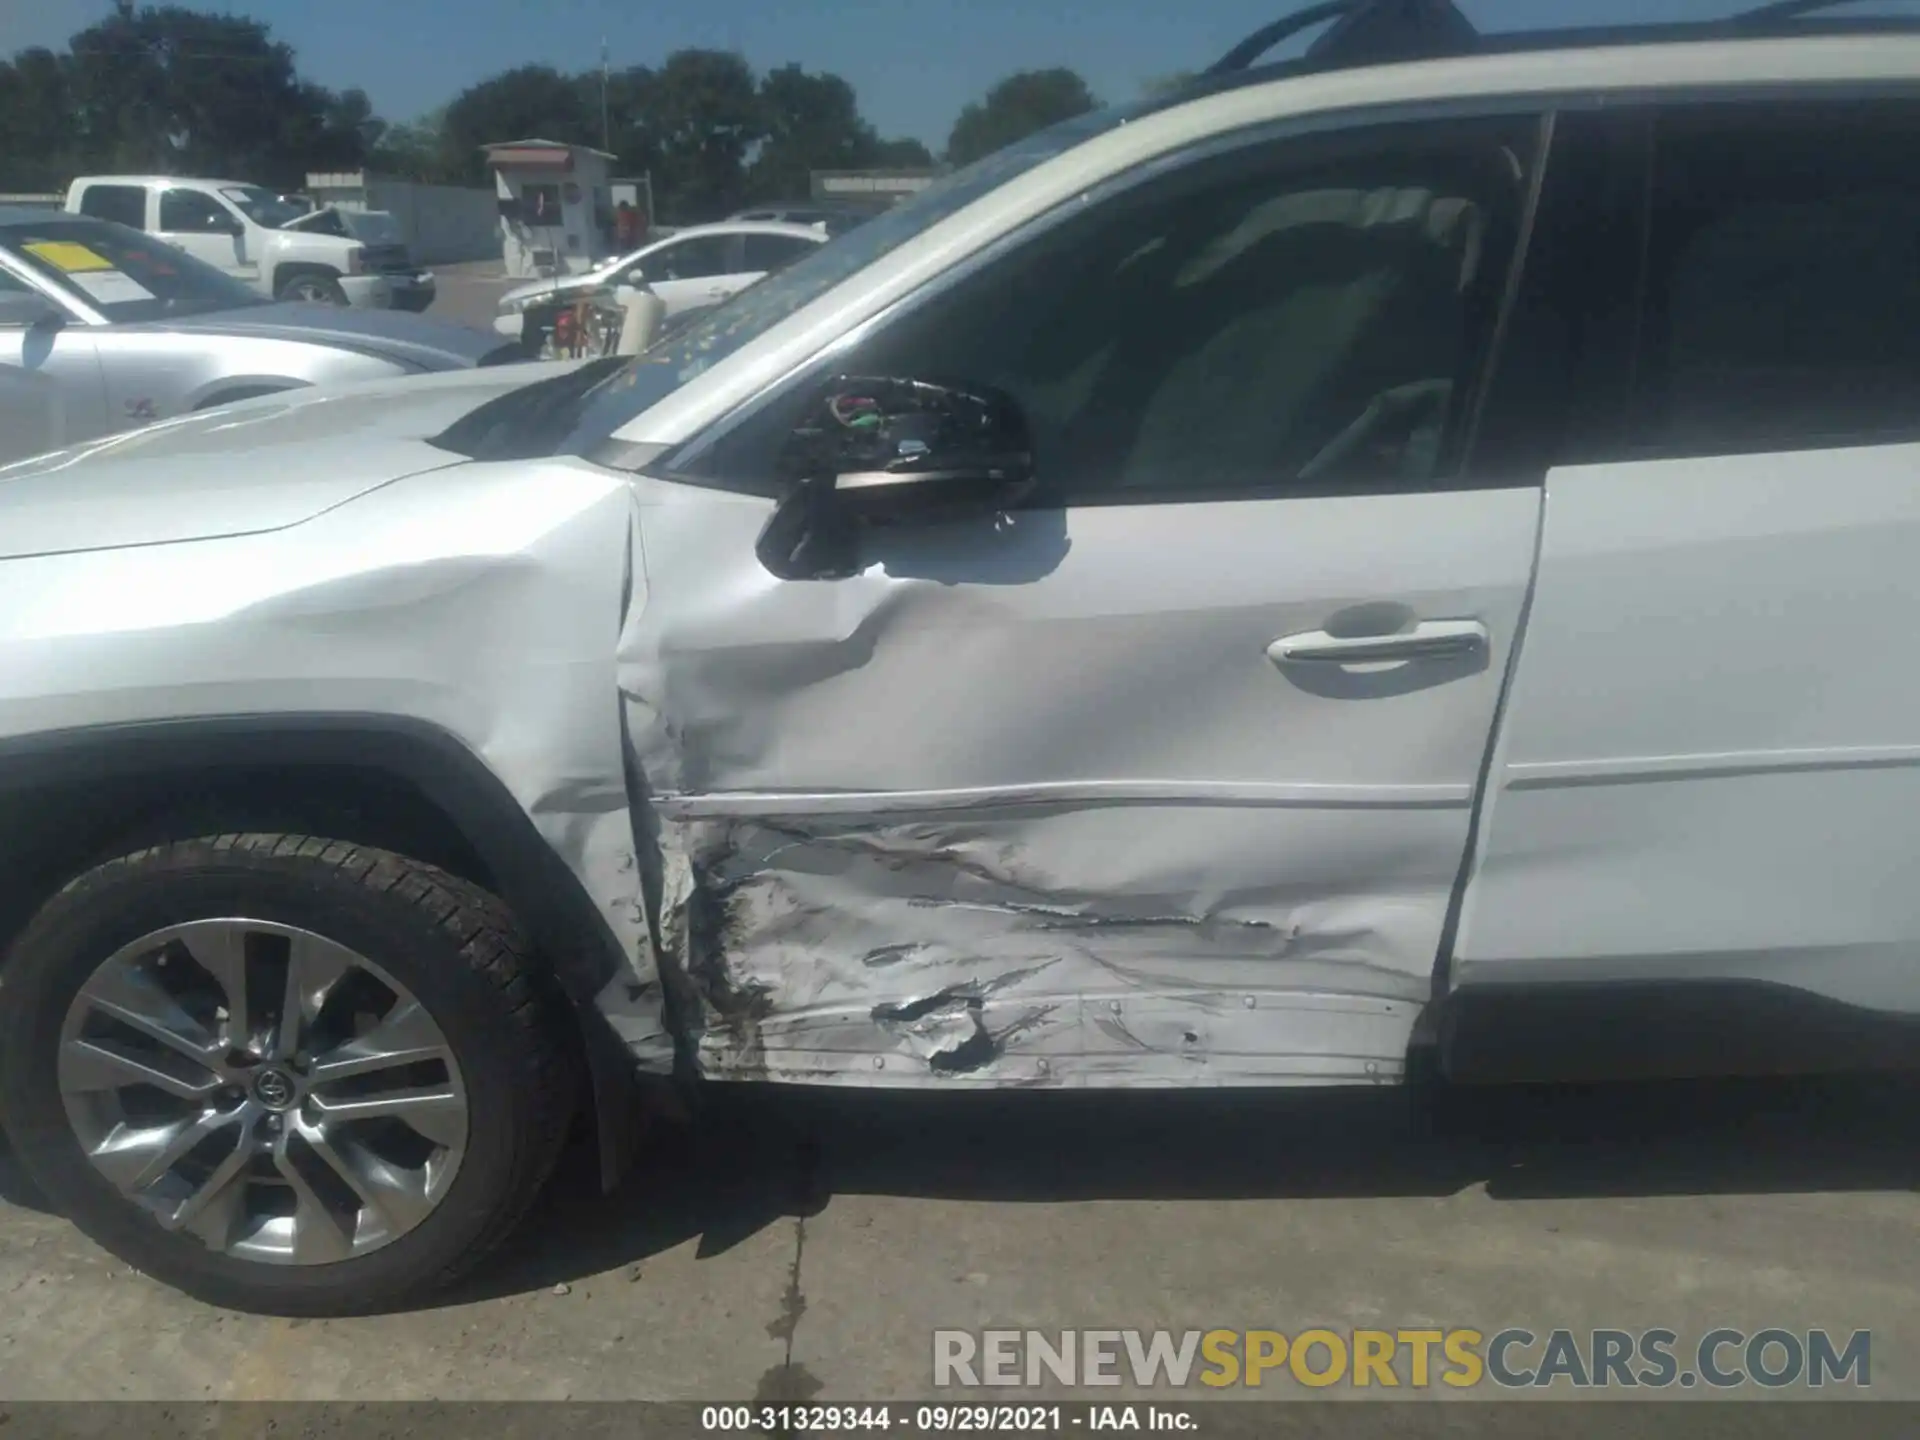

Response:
(0, 363), (574, 562)
(133, 302), (518, 372)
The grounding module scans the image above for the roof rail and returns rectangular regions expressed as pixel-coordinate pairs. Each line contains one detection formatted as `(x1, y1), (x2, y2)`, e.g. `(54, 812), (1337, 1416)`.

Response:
(1204, 0), (1920, 81)
(1206, 0), (1478, 75)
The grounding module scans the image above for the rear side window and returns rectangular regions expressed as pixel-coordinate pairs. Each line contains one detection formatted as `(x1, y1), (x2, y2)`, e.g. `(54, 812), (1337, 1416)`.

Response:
(742, 233), (816, 272)
(1637, 99), (1920, 457)
(75, 184), (145, 229)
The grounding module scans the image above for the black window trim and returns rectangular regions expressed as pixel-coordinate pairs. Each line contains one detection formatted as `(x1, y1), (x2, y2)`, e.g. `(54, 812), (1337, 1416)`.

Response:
(641, 76), (1920, 501)
(656, 95), (1557, 504)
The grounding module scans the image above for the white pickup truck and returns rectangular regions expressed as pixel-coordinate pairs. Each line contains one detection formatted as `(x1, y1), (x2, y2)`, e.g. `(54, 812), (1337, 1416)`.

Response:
(64, 176), (434, 310)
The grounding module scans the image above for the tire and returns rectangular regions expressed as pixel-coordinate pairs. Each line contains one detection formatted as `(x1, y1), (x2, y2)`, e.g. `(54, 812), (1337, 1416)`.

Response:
(0, 835), (578, 1315)
(275, 273), (347, 305)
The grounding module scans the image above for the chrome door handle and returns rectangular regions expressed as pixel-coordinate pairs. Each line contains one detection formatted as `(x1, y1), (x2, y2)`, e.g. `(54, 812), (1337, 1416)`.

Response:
(1267, 618), (1489, 665)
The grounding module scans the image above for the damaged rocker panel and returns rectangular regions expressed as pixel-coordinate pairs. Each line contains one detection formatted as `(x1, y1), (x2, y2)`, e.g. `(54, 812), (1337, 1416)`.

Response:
(632, 804), (1452, 1088)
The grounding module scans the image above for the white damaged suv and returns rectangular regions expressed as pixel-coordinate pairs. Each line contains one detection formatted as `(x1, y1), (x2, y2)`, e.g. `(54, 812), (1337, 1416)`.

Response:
(5, 0), (1920, 1314)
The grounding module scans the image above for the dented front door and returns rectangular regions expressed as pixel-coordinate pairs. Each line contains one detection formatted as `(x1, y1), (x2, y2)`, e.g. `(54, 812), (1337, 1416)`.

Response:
(618, 114), (1547, 1088)
(622, 483), (1540, 1088)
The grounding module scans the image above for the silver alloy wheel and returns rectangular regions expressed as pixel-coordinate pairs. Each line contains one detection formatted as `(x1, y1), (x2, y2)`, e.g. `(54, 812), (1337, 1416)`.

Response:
(56, 919), (468, 1265)
(287, 277), (334, 302)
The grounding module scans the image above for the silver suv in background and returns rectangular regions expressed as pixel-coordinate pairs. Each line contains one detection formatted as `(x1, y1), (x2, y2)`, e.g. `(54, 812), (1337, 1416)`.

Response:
(3, 1), (1920, 1316)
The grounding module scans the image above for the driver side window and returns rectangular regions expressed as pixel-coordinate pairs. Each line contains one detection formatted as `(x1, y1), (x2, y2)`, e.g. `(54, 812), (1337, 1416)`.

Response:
(694, 116), (1535, 503)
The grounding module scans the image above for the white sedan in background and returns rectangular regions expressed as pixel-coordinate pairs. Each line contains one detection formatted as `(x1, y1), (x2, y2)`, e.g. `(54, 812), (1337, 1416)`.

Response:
(492, 220), (826, 342)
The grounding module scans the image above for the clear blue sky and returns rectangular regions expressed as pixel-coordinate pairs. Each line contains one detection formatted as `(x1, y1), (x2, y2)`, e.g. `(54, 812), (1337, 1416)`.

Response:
(0, 1), (1881, 147)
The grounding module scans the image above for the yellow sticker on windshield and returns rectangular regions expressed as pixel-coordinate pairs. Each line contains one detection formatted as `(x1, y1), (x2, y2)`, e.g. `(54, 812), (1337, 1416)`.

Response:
(23, 241), (114, 273)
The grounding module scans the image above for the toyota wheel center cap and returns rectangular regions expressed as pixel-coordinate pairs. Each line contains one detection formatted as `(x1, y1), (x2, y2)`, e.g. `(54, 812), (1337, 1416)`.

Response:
(252, 1067), (298, 1111)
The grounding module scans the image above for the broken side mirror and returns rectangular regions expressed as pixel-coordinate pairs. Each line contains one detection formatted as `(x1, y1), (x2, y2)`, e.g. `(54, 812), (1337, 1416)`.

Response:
(754, 375), (1035, 581)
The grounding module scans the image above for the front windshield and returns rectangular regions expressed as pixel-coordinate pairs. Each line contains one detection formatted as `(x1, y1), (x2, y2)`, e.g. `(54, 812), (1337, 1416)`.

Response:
(220, 185), (308, 230)
(2, 217), (267, 322)
(339, 209), (404, 247)
(550, 101), (1150, 447)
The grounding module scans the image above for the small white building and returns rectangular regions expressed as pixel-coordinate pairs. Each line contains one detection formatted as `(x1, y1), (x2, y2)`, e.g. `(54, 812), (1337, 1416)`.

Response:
(483, 139), (618, 280)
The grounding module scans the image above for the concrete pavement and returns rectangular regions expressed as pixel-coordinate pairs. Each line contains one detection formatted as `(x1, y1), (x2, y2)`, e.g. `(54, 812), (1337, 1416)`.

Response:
(4, 1077), (1920, 1403)
(422, 260), (519, 334)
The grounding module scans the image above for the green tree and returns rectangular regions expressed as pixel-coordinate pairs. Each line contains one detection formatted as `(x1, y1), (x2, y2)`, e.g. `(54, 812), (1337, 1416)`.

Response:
(0, 48), (78, 191)
(596, 64), (662, 183)
(281, 84), (387, 178)
(871, 136), (936, 169)
(69, 3), (343, 185)
(1, 2), (369, 189)
(946, 68), (1098, 166)
(368, 107), (448, 182)
(438, 64), (594, 185)
(747, 63), (877, 203)
(644, 49), (764, 222)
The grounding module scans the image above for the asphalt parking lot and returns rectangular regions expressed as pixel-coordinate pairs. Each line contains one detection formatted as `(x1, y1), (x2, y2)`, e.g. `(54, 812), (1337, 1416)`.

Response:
(4, 1075), (1920, 1408)
(422, 260), (520, 334)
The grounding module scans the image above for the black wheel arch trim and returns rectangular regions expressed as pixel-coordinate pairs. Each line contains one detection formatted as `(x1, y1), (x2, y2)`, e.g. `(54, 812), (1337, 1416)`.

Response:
(0, 711), (656, 1188)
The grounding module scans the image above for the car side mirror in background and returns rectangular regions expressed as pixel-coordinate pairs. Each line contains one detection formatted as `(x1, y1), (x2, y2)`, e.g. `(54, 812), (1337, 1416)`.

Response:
(0, 291), (67, 333)
(754, 375), (1036, 580)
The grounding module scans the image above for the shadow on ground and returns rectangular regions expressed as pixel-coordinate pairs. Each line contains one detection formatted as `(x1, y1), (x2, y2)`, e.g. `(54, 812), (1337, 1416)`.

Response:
(448, 1072), (1920, 1306)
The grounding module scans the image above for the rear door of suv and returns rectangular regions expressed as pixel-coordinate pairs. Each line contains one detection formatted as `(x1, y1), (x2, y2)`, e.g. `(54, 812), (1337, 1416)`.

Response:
(1450, 93), (1920, 1080)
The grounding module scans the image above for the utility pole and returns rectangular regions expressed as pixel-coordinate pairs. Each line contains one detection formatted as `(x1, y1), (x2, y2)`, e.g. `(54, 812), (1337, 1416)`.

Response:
(600, 38), (612, 152)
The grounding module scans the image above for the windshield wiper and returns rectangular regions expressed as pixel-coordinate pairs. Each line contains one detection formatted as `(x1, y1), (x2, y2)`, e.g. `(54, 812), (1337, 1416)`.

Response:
(429, 356), (627, 460)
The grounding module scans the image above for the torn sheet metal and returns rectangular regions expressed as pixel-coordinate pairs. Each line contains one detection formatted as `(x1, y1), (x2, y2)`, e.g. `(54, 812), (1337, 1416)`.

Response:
(642, 806), (1433, 1086)
(616, 473), (1541, 1087)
